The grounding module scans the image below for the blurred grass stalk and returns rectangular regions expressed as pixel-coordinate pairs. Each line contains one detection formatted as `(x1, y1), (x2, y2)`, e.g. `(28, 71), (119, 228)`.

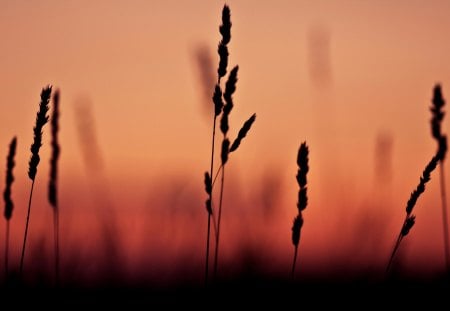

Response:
(49, 89), (61, 285)
(430, 84), (449, 272)
(3, 137), (17, 278)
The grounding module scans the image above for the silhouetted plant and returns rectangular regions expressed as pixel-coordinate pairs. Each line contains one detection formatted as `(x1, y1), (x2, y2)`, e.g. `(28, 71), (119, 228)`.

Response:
(430, 84), (449, 272)
(3, 136), (17, 277)
(217, 5), (231, 82)
(229, 114), (256, 152)
(49, 89), (61, 284)
(20, 85), (52, 276)
(214, 66), (239, 263)
(214, 77), (256, 278)
(291, 142), (309, 277)
(203, 4), (229, 286)
(387, 153), (440, 272)
(203, 5), (256, 280)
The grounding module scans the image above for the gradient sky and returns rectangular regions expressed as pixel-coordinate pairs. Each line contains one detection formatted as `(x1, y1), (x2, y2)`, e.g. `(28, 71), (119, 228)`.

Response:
(1, 0), (450, 282)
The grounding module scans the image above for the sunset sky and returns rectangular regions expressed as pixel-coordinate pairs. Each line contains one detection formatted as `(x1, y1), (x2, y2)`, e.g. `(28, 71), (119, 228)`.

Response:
(1, 0), (450, 284)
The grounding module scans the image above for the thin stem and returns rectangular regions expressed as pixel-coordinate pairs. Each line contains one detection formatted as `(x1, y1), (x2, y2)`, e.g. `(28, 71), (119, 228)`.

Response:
(204, 191), (219, 287)
(291, 244), (298, 278)
(54, 206), (60, 286)
(213, 166), (225, 279)
(5, 220), (9, 278)
(20, 179), (35, 277)
(210, 117), (217, 193)
(212, 164), (223, 188)
(205, 115), (218, 286)
(205, 214), (211, 286)
(210, 201), (218, 235)
(439, 163), (450, 271)
(386, 229), (404, 274)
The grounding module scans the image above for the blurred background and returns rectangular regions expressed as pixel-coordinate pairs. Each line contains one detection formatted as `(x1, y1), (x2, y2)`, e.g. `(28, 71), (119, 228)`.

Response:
(1, 0), (450, 285)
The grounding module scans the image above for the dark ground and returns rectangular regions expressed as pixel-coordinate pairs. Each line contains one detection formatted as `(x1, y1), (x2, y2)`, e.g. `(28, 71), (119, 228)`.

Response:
(2, 274), (449, 307)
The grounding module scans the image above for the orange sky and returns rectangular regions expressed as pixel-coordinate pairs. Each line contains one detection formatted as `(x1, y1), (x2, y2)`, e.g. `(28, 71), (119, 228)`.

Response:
(1, 0), (450, 283)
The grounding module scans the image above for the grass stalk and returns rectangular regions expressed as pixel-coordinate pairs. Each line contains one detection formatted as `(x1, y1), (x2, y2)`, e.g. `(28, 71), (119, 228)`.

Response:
(439, 161), (450, 270)
(20, 179), (35, 276)
(203, 5), (230, 285)
(3, 136), (17, 279)
(386, 214), (414, 273)
(19, 85), (51, 277)
(204, 4), (255, 282)
(291, 143), (309, 278)
(430, 84), (450, 271)
(49, 89), (61, 285)
(386, 153), (440, 273)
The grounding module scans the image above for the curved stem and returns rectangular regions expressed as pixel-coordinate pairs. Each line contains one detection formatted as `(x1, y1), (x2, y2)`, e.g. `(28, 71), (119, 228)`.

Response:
(20, 179), (35, 277)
